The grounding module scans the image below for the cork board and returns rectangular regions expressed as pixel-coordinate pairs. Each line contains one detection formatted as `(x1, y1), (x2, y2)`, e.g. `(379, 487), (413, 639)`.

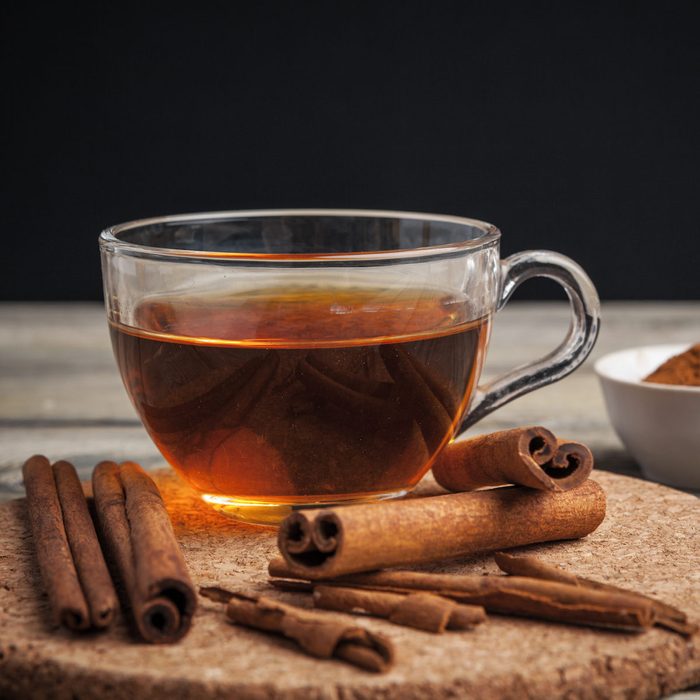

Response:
(0, 470), (698, 699)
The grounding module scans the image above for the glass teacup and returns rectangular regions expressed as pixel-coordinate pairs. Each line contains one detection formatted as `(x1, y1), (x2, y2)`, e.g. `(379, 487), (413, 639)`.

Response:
(100, 210), (599, 523)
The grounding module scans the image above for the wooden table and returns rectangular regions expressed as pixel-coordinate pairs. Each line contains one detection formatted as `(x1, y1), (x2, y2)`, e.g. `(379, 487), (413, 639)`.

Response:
(3, 301), (699, 500)
(1, 302), (699, 699)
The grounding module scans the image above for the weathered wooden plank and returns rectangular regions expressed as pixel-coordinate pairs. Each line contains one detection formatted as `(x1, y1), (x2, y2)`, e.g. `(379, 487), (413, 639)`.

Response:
(2, 302), (699, 502)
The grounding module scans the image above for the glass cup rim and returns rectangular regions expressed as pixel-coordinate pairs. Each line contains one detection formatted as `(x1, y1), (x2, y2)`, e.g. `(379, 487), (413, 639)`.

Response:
(99, 208), (501, 263)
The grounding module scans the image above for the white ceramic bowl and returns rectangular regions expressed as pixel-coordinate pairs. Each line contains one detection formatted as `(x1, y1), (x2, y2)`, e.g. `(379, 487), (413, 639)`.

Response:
(595, 344), (700, 490)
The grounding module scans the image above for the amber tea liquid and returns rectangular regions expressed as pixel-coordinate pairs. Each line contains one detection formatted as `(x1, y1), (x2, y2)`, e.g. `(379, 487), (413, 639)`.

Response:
(110, 287), (489, 521)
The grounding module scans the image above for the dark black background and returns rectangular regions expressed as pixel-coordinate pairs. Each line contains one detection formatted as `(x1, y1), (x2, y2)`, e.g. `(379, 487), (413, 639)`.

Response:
(2, 1), (699, 301)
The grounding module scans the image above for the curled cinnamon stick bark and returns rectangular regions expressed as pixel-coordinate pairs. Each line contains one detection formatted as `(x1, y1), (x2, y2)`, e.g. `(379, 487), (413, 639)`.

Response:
(432, 427), (556, 491)
(494, 552), (696, 637)
(549, 441), (594, 483)
(313, 585), (486, 633)
(278, 480), (606, 578)
(200, 586), (394, 672)
(493, 551), (580, 585)
(22, 455), (118, 631)
(92, 461), (196, 643)
(268, 563), (654, 632)
(432, 427), (594, 492)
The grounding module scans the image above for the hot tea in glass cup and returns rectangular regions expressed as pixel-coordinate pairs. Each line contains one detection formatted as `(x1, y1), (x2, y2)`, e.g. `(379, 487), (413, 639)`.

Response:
(100, 210), (599, 523)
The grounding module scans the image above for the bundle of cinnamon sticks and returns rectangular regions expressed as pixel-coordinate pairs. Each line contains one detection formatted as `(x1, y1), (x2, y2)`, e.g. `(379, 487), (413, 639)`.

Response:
(266, 553), (695, 637)
(22, 455), (196, 643)
(276, 427), (599, 579)
(200, 586), (395, 672)
(22, 425), (694, 674)
(262, 426), (693, 647)
(199, 551), (693, 675)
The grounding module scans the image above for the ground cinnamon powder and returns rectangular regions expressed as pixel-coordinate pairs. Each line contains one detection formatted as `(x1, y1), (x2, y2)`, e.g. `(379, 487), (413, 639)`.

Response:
(644, 344), (700, 386)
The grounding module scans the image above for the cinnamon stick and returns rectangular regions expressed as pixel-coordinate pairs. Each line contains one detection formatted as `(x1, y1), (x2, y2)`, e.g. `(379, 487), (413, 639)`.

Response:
(313, 585), (486, 633)
(268, 564), (654, 632)
(92, 461), (196, 643)
(494, 552), (696, 636)
(22, 455), (118, 631)
(432, 427), (593, 491)
(277, 480), (606, 578)
(493, 551), (578, 584)
(52, 460), (119, 629)
(200, 586), (394, 672)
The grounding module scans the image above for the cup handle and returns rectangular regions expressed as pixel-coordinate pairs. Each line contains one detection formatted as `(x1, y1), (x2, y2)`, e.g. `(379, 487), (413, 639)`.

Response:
(458, 250), (601, 432)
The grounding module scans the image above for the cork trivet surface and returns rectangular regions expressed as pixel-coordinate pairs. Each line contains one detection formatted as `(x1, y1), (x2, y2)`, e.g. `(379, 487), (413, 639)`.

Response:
(0, 470), (698, 700)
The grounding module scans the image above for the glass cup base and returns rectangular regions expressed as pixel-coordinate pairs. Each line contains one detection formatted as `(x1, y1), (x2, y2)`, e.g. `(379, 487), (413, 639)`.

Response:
(201, 489), (409, 526)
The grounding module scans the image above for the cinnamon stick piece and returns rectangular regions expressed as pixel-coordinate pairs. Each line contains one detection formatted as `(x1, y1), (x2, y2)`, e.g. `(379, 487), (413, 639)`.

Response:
(268, 563), (654, 632)
(199, 586), (394, 672)
(494, 552), (696, 637)
(22, 455), (118, 631)
(549, 441), (595, 484)
(493, 551), (578, 585)
(92, 461), (196, 643)
(52, 460), (118, 629)
(313, 585), (486, 633)
(432, 427), (594, 492)
(278, 480), (606, 578)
